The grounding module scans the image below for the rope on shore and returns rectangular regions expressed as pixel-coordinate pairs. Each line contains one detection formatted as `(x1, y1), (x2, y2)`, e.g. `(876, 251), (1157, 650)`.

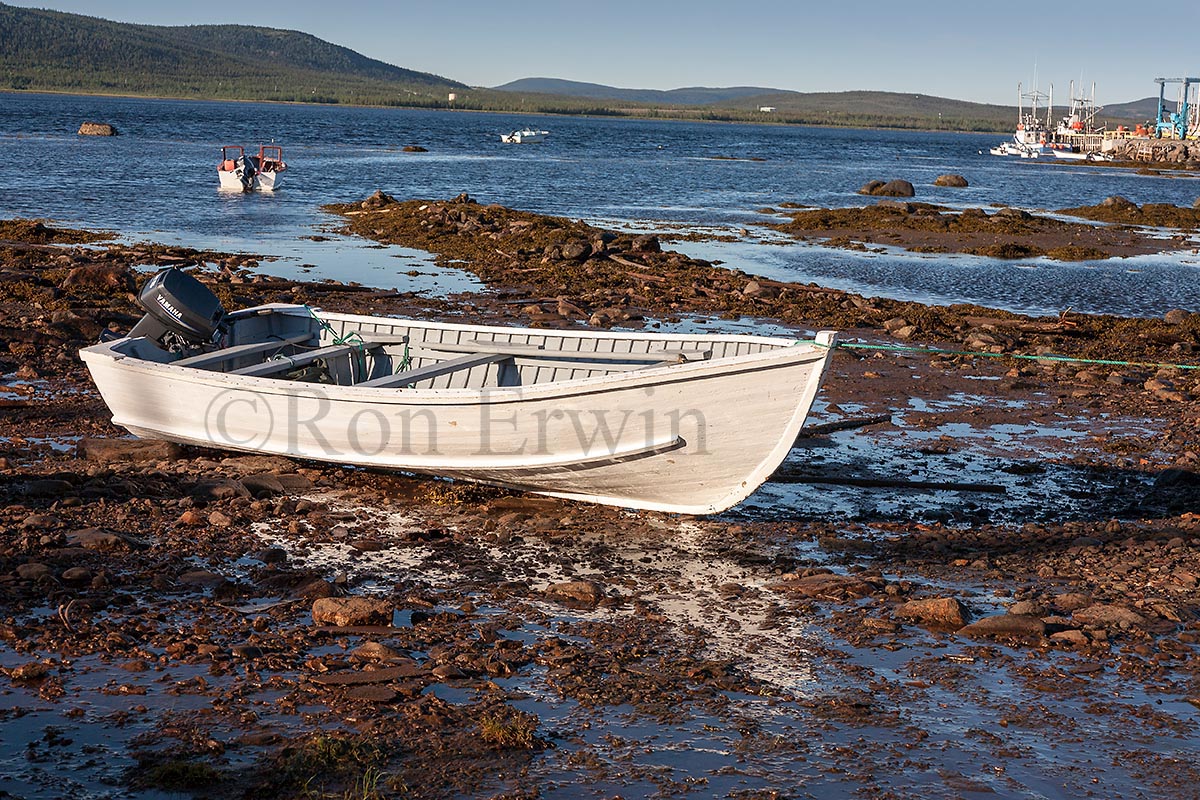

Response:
(805, 338), (1200, 372)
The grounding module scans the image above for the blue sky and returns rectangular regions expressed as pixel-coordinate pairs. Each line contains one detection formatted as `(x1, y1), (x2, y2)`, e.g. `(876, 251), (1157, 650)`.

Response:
(7, 0), (1197, 104)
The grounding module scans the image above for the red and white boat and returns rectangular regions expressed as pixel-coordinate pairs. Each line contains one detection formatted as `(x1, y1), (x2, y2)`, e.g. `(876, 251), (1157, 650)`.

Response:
(217, 145), (287, 192)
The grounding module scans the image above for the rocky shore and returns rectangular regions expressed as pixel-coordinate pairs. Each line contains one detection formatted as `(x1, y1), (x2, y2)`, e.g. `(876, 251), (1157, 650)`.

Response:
(2, 211), (1200, 798)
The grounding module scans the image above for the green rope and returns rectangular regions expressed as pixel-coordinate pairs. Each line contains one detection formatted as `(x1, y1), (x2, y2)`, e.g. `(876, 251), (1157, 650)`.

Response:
(395, 341), (412, 374)
(801, 338), (1200, 372)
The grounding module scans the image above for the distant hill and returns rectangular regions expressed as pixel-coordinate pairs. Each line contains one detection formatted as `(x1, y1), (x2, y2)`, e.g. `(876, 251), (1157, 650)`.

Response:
(497, 79), (1023, 130)
(1100, 97), (1161, 122)
(0, 2), (464, 103)
(0, 2), (1158, 132)
(493, 78), (779, 106)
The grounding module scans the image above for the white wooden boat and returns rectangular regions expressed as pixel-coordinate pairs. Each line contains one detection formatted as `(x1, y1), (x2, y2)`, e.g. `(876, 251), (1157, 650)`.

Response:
(501, 128), (549, 143)
(79, 270), (835, 514)
(217, 145), (286, 192)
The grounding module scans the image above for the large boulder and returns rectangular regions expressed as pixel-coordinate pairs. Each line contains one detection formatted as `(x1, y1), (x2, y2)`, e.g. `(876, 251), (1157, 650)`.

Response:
(934, 174), (969, 188)
(859, 179), (915, 198)
(78, 122), (118, 136)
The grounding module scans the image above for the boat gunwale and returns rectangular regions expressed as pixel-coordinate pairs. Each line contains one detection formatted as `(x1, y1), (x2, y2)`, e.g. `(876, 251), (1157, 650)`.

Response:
(80, 334), (832, 406)
(79, 304), (833, 405)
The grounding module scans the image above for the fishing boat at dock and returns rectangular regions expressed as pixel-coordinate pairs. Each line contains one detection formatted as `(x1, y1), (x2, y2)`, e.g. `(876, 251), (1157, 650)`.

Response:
(80, 269), (836, 515)
(987, 83), (1054, 158)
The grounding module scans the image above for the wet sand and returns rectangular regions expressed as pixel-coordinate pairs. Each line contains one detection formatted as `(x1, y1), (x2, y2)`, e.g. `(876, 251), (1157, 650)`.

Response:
(2, 212), (1199, 798)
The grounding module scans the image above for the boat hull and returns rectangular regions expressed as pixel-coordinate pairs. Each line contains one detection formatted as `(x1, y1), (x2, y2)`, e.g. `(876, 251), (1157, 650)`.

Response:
(80, 311), (833, 514)
(217, 169), (282, 192)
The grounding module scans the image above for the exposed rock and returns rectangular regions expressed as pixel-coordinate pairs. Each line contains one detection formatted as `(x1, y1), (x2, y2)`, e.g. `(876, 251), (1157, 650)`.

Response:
(207, 510), (235, 528)
(220, 455), (297, 474)
(16, 563), (51, 581)
(1053, 592), (1093, 612)
(78, 122), (118, 136)
(22, 479), (73, 497)
(401, 145), (428, 152)
(21, 514), (62, 530)
(311, 597), (394, 627)
(1050, 629), (1089, 647)
(995, 207), (1032, 221)
(630, 234), (661, 252)
(876, 200), (914, 213)
(309, 664), (422, 685)
(179, 570), (227, 588)
(859, 179), (915, 198)
(958, 614), (1046, 640)
(560, 240), (590, 261)
(345, 685), (399, 702)
(544, 580), (604, 606)
(775, 572), (873, 599)
(61, 567), (92, 583)
(1072, 604), (1146, 629)
(352, 642), (403, 662)
(894, 597), (969, 628)
(1007, 600), (1047, 617)
(60, 264), (135, 293)
(77, 437), (181, 463)
(1164, 308), (1192, 325)
(361, 190), (395, 209)
(934, 174), (969, 188)
(65, 528), (130, 551)
(230, 644), (263, 660)
(876, 180), (916, 197)
(431, 663), (466, 680)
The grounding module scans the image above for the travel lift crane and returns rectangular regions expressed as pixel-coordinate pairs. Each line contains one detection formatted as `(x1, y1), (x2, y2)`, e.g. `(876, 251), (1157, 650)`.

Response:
(1153, 77), (1200, 139)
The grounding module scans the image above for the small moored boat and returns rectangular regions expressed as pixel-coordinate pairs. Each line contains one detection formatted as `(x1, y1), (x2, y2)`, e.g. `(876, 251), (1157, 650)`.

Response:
(217, 145), (287, 192)
(501, 128), (549, 144)
(80, 269), (836, 514)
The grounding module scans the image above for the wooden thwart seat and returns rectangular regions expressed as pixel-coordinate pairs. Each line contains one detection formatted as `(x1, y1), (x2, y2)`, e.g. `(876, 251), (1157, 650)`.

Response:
(172, 333), (314, 370)
(356, 353), (508, 388)
(231, 343), (370, 378)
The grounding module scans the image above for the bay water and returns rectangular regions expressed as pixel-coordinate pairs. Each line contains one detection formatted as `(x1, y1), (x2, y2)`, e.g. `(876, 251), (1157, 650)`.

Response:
(2, 91), (1198, 317)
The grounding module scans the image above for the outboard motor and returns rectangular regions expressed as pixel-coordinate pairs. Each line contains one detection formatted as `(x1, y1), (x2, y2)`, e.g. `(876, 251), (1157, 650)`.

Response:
(126, 268), (225, 352)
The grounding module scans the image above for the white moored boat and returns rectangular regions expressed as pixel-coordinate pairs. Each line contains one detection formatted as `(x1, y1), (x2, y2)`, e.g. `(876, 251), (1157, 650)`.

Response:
(80, 269), (836, 515)
(217, 144), (287, 192)
(501, 128), (549, 143)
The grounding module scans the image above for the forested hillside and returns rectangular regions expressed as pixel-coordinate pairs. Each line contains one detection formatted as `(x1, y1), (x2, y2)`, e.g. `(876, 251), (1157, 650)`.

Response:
(0, 2), (463, 104)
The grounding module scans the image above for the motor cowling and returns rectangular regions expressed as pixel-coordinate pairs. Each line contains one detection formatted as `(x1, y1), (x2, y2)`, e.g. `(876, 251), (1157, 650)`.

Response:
(127, 268), (225, 350)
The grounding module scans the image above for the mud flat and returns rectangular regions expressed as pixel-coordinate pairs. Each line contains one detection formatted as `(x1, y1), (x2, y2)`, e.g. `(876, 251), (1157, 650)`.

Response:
(2, 217), (1200, 798)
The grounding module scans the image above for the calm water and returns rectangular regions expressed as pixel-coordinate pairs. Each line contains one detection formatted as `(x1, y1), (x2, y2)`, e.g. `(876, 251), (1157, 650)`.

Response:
(2, 91), (1199, 316)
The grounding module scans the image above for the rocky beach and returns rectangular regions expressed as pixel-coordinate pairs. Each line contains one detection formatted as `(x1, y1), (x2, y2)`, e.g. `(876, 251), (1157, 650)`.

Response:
(2, 195), (1200, 798)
